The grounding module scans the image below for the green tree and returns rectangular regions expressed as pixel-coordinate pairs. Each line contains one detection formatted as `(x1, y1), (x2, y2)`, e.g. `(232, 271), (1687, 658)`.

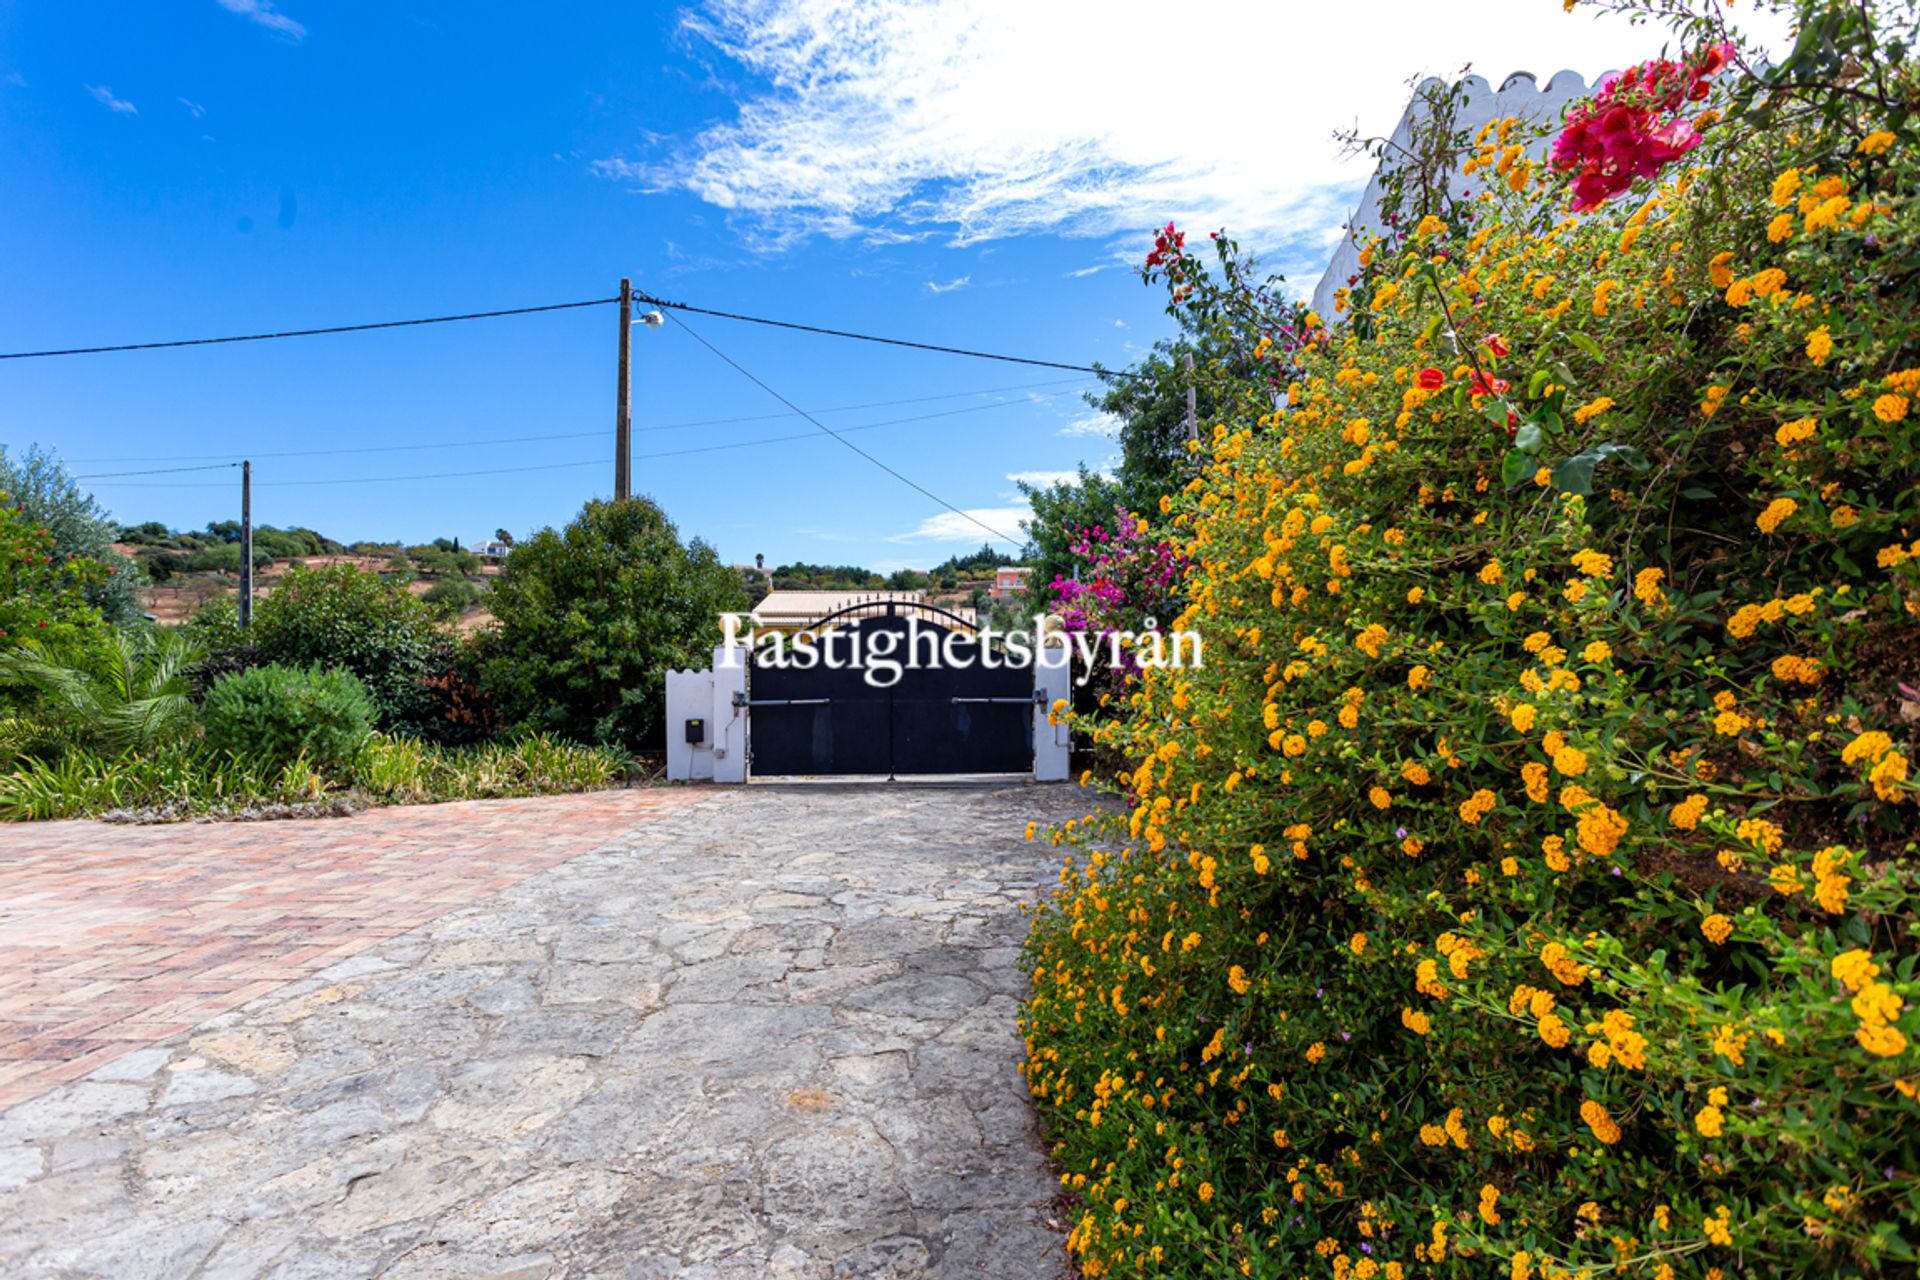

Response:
(479, 497), (747, 749)
(0, 496), (105, 649)
(927, 544), (1018, 579)
(0, 446), (146, 625)
(885, 568), (930, 591)
(1015, 465), (1127, 612)
(737, 568), (771, 607)
(769, 562), (885, 590)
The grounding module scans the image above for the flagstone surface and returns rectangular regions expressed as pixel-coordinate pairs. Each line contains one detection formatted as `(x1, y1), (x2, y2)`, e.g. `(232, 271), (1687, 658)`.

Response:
(0, 783), (1093, 1279)
(0, 790), (705, 1111)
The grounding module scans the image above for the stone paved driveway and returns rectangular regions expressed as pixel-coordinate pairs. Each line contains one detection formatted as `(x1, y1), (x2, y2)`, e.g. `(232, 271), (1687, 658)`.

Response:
(0, 783), (1093, 1279)
(0, 790), (704, 1110)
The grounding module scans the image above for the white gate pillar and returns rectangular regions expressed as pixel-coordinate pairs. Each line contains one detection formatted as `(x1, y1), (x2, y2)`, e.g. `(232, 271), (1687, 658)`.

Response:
(710, 644), (749, 784)
(1033, 634), (1071, 782)
(664, 667), (717, 781)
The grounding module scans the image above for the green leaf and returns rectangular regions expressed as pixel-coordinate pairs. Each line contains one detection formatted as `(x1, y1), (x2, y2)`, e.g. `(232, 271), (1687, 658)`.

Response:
(1515, 423), (1543, 454)
(1566, 332), (1603, 362)
(1501, 449), (1535, 490)
(1594, 442), (1650, 473)
(1528, 369), (1553, 398)
(1552, 453), (1597, 496)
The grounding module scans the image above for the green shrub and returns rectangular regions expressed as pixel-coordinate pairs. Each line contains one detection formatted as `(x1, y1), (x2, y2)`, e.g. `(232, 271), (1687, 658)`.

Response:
(0, 730), (627, 822)
(238, 563), (446, 734)
(0, 744), (329, 821)
(421, 575), (482, 617)
(350, 731), (627, 804)
(0, 626), (203, 754)
(1021, 5), (1920, 1277)
(479, 497), (747, 749)
(201, 664), (375, 769)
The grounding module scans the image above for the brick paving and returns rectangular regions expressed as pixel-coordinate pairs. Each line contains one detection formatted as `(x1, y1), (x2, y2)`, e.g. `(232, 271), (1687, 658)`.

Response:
(0, 788), (705, 1110)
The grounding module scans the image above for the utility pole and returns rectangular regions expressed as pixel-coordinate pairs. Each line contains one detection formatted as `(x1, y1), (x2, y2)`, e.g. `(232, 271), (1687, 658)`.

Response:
(615, 276), (633, 501)
(1185, 351), (1198, 442)
(238, 460), (253, 627)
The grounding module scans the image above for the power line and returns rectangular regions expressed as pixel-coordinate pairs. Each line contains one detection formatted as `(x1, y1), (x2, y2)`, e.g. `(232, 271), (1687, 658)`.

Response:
(660, 309), (1024, 547)
(0, 292), (1113, 376)
(81, 381), (1067, 494)
(0, 298), (618, 361)
(62, 377), (1095, 464)
(74, 461), (242, 480)
(636, 289), (1105, 375)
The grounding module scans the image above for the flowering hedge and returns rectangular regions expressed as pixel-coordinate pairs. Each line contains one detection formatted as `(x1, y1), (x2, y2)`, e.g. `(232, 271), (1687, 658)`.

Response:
(1019, 3), (1920, 1276)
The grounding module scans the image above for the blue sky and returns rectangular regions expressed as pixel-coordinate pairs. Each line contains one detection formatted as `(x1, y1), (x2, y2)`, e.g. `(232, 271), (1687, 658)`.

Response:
(0, 0), (1783, 571)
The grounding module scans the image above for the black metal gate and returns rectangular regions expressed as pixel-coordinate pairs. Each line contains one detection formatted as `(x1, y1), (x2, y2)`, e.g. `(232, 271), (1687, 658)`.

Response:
(748, 605), (1034, 777)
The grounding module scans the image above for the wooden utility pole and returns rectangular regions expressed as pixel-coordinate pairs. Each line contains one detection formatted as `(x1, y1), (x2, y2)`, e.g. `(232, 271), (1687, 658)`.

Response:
(1185, 351), (1198, 441)
(238, 460), (253, 627)
(615, 276), (633, 500)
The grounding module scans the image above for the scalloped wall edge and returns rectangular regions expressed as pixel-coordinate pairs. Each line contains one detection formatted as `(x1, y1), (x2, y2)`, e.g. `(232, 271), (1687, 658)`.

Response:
(1309, 68), (1608, 323)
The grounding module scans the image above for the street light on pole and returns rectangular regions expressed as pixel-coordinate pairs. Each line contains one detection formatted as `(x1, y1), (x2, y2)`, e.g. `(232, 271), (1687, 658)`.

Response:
(614, 278), (666, 502)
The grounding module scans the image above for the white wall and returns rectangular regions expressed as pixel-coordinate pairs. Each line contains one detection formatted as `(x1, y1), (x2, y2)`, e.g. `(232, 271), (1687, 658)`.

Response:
(664, 667), (717, 782)
(1033, 638), (1072, 783)
(1310, 70), (1602, 323)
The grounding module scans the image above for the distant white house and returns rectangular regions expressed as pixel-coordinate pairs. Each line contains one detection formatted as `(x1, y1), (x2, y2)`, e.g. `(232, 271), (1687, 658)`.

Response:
(1311, 70), (1605, 323)
(470, 538), (511, 559)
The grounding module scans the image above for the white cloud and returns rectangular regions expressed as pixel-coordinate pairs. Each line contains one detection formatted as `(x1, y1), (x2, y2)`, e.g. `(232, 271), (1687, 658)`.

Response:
(178, 97), (207, 118)
(85, 84), (137, 114)
(614, 0), (1789, 269)
(1005, 469), (1082, 490)
(1058, 412), (1120, 439)
(889, 505), (1031, 544)
(926, 274), (971, 294)
(3, 72), (26, 88)
(215, 0), (307, 41)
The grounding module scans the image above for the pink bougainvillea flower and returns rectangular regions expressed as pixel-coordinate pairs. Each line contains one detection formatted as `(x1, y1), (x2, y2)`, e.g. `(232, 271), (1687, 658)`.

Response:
(1552, 43), (1735, 210)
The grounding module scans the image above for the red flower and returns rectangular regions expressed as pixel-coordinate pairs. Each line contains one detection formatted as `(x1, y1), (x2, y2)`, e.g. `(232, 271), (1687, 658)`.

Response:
(1485, 334), (1510, 359)
(1551, 42), (1733, 211)
(1417, 367), (1445, 390)
(1469, 372), (1511, 397)
(1145, 221), (1187, 268)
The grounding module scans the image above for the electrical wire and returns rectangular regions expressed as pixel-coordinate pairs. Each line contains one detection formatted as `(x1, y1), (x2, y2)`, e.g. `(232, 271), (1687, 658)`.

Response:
(62, 376), (1095, 464)
(1, 292), (1112, 376)
(81, 383), (1069, 493)
(0, 298), (618, 361)
(659, 309), (1024, 546)
(73, 461), (242, 480)
(636, 289), (1104, 375)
